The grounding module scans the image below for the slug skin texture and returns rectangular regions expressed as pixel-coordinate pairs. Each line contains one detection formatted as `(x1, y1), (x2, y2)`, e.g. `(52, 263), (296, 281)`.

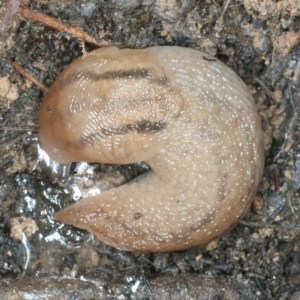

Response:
(38, 46), (264, 252)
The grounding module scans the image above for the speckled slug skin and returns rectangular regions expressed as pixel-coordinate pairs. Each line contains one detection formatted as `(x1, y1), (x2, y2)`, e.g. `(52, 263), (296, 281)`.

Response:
(39, 46), (264, 252)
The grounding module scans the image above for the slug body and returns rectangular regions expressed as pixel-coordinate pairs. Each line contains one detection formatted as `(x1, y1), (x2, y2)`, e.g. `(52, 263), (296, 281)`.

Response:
(39, 46), (264, 252)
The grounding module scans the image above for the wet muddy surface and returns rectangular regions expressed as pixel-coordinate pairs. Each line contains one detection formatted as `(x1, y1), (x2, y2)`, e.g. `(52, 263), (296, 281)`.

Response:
(0, 0), (300, 299)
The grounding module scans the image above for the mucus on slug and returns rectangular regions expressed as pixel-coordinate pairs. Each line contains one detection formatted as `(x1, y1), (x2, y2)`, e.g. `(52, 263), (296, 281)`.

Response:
(24, 132), (71, 187)
(27, 46), (264, 252)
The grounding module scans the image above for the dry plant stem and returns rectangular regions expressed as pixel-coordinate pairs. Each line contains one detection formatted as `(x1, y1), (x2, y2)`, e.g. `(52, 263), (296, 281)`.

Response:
(215, 0), (231, 31)
(11, 62), (48, 92)
(254, 76), (274, 98)
(0, 127), (38, 131)
(19, 6), (111, 48)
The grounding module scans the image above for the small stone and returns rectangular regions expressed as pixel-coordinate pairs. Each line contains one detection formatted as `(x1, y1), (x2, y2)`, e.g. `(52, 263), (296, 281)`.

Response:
(10, 216), (38, 241)
(0, 76), (10, 97)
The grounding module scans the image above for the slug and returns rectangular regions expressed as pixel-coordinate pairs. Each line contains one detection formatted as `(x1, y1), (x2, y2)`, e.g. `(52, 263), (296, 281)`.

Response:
(36, 46), (264, 252)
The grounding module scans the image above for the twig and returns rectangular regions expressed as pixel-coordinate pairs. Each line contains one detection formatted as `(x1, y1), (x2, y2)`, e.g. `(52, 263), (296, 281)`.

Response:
(19, 6), (111, 48)
(254, 76), (274, 98)
(0, 127), (38, 131)
(215, 0), (231, 31)
(272, 80), (298, 162)
(240, 221), (276, 228)
(11, 61), (48, 92)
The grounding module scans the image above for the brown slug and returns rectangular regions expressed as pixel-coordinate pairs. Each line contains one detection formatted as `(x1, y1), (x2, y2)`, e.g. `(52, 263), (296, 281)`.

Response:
(36, 46), (264, 252)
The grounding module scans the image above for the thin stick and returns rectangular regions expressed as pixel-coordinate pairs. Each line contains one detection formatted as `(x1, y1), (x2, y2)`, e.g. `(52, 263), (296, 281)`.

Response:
(0, 127), (37, 131)
(19, 6), (111, 48)
(11, 61), (48, 92)
(215, 0), (231, 31)
(219, 0), (231, 23)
